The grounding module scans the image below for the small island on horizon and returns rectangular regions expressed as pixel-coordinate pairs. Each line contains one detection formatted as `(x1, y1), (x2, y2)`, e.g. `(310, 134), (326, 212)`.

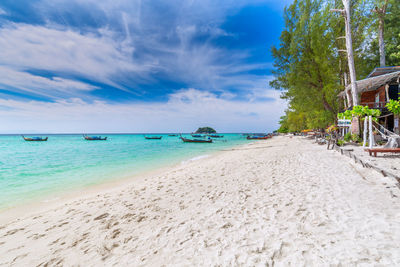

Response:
(194, 127), (217, 134)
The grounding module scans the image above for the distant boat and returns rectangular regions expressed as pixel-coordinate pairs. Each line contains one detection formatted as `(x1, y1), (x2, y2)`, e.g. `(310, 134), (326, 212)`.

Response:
(168, 134), (178, 136)
(83, 135), (107, 141)
(209, 134), (224, 138)
(246, 135), (270, 140)
(22, 135), (48, 141)
(191, 134), (204, 138)
(145, 136), (162, 140)
(181, 137), (212, 143)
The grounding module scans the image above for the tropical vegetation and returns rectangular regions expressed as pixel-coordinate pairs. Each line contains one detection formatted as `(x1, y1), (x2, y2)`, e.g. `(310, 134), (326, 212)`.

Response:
(386, 99), (400, 115)
(272, 0), (399, 133)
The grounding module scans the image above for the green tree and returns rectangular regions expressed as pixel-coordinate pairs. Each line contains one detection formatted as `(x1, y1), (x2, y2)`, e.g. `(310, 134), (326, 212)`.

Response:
(363, 0), (400, 67)
(271, 0), (341, 130)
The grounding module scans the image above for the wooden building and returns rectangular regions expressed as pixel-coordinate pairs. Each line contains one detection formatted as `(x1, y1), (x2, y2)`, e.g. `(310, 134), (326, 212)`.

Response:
(339, 66), (400, 132)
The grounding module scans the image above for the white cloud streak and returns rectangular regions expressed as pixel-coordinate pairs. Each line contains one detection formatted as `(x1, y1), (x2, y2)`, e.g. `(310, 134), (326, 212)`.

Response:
(0, 66), (98, 99)
(0, 24), (156, 92)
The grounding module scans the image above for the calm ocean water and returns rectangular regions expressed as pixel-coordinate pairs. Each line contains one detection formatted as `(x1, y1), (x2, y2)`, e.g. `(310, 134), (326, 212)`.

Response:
(0, 134), (250, 210)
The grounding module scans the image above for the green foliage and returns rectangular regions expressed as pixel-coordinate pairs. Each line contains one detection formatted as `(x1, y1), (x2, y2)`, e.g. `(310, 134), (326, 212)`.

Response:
(272, 0), (400, 132)
(351, 134), (361, 143)
(350, 105), (381, 121)
(337, 110), (352, 120)
(337, 139), (345, 146)
(271, 0), (341, 131)
(286, 111), (307, 132)
(351, 105), (366, 117)
(365, 0), (400, 67)
(385, 1), (400, 65)
(344, 132), (352, 142)
(386, 99), (400, 115)
(195, 127), (216, 134)
(277, 115), (290, 133)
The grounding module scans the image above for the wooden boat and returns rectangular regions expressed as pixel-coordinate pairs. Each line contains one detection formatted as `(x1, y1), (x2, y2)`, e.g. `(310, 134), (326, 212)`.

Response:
(246, 135), (270, 140)
(181, 137), (212, 143)
(209, 134), (224, 138)
(191, 134), (204, 138)
(145, 136), (162, 140)
(83, 135), (107, 140)
(22, 135), (48, 141)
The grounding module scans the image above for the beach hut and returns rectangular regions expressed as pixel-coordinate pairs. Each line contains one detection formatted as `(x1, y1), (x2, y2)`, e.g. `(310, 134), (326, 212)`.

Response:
(338, 66), (400, 133)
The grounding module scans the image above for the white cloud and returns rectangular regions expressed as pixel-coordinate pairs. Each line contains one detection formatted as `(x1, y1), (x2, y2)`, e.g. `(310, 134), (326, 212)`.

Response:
(0, 88), (286, 133)
(0, 66), (98, 99)
(0, 23), (154, 92)
(0, 0), (283, 98)
(0, 21), (268, 97)
(0, 8), (6, 15)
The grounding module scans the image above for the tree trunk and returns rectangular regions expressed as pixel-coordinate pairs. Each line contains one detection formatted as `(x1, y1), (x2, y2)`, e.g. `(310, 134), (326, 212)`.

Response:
(342, 0), (359, 106)
(374, 0), (388, 67)
(344, 72), (352, 107)
(378, 17), (385, 66)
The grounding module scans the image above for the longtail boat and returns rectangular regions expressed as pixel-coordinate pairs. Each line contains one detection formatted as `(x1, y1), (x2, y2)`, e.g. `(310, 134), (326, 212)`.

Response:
(209, 134), (224, 138)
(22, 135), (48, 141)
(181, 137), (212, 143)
(83, 135), (107, 140)
(145, 136), (162, 140)
(246, 135), (270, 140)
(191, 134), (204, 138)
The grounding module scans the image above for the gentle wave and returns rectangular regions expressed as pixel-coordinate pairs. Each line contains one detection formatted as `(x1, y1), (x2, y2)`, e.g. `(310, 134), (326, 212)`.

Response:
(181, 154), (210, 164)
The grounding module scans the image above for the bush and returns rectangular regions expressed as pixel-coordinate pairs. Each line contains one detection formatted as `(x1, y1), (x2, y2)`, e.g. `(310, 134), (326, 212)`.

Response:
(386, 99), (400, 115)
(337, 139), (345, 146)
(344, 132), (351, 142)
(351, 134), (361, 143)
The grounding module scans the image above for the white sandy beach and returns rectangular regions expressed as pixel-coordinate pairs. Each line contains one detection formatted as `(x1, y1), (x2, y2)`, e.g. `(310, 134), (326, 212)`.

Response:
(0, 136), (400, 266)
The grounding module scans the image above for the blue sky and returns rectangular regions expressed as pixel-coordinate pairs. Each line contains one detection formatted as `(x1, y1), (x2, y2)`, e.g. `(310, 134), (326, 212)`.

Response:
(0, 0), (290, 133)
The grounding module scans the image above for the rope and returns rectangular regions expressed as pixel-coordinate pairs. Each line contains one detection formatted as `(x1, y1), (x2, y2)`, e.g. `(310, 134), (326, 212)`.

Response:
(373, 125), (389, 139)
(372, 121), (400, 139)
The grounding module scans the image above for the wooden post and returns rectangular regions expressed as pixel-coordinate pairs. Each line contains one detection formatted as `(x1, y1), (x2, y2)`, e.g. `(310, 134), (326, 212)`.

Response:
(363, 116), (367, 147)
(369, 116), (373, 148)
(395, 115), (400, 135)
(385, 84), (389, 102)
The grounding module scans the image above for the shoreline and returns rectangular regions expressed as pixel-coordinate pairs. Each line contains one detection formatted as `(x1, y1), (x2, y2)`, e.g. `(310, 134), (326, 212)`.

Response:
(1, 136), (399, 265)
(0, 140), (254, 225)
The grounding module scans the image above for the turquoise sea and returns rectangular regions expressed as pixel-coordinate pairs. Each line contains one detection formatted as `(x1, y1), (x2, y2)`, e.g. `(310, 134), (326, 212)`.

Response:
(0, 134), (250, 210)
